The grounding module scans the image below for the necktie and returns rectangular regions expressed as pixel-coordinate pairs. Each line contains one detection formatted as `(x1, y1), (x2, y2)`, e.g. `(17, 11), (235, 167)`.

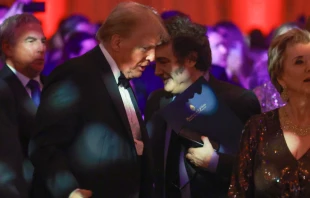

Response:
(118, 72), (130, 89)
(27, 79), (41, 106)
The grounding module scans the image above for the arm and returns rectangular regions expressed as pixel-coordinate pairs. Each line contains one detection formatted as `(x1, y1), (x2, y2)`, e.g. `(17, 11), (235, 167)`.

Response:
(234, 90), (262, 124)
(0, 80), (28, 198)
(29, 76), (82, 198)
(228, 117), (259, 197)
(186, 90), (262, 184)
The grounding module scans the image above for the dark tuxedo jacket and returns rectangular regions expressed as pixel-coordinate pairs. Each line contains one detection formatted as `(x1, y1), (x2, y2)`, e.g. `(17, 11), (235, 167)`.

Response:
(0, 65), (39, 158)
(0, 65), (41, 193)
(29, 46), (153, 198)
(0, 78), (28, 198)
(145, 75), (261, 198)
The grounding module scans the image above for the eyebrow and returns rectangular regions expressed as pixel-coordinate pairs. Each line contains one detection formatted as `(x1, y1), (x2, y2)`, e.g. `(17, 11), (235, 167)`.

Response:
(155, 57), (169, 62)
(292, 55), (304, 61)
(25, 36), (47, 41)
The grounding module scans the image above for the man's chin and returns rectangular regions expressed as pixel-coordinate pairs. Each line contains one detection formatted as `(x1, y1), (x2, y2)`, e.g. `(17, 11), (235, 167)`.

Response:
(131, 71), (142, 78)
(164, 86), (174, 94)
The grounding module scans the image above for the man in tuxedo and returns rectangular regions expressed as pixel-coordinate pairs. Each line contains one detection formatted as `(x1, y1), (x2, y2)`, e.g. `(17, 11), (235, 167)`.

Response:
(0, 78), (28, 198)
(29, 2), (168, 198)
(144, 16), (261, 198)
(0, 13), (46, 197)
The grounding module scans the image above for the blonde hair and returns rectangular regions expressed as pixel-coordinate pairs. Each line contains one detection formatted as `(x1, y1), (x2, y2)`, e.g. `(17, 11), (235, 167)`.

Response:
(268, 28), (310, 93)
(96, 2), (167, 42)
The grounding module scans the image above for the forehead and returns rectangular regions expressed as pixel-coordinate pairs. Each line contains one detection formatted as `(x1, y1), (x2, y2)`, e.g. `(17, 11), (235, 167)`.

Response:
(130, 18), (165, 45)
(285, 42), (310, 58)
(155, 43), (174, 58)
(14, 23), (44, 38)
(208, 32), (224, 43)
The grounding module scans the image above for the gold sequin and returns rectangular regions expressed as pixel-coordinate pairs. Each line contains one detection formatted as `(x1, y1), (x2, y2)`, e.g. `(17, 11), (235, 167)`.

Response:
(228, 109), (310, 197)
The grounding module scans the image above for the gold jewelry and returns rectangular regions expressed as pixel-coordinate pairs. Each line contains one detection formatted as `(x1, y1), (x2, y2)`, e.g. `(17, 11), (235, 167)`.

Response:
(280, 108), (310, 136)
(281, 86), (289, 102)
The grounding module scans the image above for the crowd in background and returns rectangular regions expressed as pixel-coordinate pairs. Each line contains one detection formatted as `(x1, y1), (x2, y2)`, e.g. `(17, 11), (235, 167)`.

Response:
(0, 1), (307, 115)
(1, 1), (310, 198)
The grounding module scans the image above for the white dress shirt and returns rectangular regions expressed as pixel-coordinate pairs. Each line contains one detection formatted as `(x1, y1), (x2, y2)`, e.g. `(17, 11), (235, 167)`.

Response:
(7, 64), (42, 98)
(99, 43), (144, 156)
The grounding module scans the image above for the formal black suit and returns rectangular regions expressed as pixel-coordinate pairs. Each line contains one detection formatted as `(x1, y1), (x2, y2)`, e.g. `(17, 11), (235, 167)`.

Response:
(0, 65), (39, 158)
(145, 75), (261, 198)
(29, 46), (153, 198)
(0, 78), (28, 198)
(0, 65), (40, 192)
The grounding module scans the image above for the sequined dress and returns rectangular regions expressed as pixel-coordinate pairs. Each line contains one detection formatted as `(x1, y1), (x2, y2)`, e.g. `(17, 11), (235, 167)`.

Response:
(228, 109), (310, 197)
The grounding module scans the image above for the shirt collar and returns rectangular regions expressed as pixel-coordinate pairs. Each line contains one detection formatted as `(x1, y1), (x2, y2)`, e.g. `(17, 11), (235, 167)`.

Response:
(99, 43), (121, 84)
(7, 64), (42, 88)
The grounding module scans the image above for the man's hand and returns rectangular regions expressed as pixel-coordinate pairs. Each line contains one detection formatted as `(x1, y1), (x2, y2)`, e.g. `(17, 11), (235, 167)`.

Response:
(69, 188), (92, 198)
(185, 136), (214, 168)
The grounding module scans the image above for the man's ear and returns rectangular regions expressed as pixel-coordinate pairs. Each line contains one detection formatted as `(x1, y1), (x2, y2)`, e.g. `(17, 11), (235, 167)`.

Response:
(185, 52), (198, 68)
(110, 34), (122, 52)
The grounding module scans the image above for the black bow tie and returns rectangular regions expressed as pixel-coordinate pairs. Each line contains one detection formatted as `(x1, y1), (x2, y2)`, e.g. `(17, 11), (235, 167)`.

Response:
(118, 72), (130, 89)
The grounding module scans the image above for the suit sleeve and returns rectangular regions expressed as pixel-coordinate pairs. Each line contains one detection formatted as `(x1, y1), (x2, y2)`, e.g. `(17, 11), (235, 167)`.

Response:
(0, 80), (28, 198)
(29, 74), (81, 198)
(233, 90), (262, 124)
(203, 90), (261, 188)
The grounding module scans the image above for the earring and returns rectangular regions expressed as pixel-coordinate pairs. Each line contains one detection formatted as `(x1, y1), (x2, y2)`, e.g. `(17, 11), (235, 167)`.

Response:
(281, 86), (289, 102)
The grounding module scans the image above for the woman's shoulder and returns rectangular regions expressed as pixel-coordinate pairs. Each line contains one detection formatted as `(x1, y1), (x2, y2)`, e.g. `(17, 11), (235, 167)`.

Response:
(248, 108), (278, 123)
(243, 109), (279, 138)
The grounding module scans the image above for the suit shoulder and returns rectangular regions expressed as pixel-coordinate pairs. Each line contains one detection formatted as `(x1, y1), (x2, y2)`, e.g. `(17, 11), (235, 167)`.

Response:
(145, 89), (172, 122)
(216, 80), (257, 101)
(0, 79), (16, 116)
(44, 54), (92, 89)
(245, 109), (277, 130)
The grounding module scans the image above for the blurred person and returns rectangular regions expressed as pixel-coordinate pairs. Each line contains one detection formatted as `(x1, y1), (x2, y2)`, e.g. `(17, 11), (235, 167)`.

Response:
(0, 5), (9, 19)
(0, 0), (32, 24)
(44, 14), (95, 75)
(249, 29), (266, 50)
(145, 16), (261, 198)
(207, 26), (229, 81)
(61, 32), (97, 62)
(0, 13), (46, 197)
(29, 2), (168, 198)
(214, 21), (253, 88)
(229, 28), (310, 197)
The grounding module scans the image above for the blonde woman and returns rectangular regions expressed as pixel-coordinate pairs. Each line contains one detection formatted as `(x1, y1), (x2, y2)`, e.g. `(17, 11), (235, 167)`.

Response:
(228, 28), (310, 197)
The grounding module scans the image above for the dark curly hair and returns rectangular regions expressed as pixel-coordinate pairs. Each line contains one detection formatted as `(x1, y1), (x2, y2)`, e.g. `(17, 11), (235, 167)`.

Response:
(161, 16), (212, 72)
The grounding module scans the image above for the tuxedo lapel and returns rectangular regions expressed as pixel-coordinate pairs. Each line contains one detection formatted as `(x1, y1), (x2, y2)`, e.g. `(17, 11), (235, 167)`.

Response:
(92, 47), (135, 143)
(0, 65), (37, 113)
(128, 86), (148, 141)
